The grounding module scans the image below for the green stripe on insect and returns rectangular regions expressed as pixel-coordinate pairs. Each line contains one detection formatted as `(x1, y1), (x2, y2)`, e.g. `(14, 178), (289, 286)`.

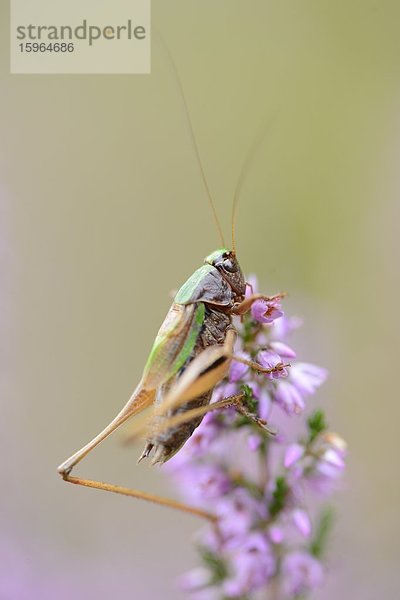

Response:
(172, 302), (205, 375)
(143, 302), (206, 380)
(174, 264), (214, 304)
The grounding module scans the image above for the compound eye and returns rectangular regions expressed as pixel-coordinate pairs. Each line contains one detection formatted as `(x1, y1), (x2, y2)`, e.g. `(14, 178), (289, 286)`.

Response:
(222, 258), (237, 273)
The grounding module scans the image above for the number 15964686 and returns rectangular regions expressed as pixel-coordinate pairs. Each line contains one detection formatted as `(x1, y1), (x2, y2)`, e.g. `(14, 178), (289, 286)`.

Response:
(19, 42), (74, 52)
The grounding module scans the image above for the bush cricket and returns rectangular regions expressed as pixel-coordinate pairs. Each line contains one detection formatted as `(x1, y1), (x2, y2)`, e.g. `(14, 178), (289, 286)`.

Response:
(57, 42), (283, 523)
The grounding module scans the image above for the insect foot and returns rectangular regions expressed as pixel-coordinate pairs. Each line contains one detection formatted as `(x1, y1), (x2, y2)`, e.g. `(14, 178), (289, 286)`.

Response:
(137, 443), (153, 464)
(236, 404), (277, 436)
(150, 445), (174, 466)
(137, 440), (180, 466)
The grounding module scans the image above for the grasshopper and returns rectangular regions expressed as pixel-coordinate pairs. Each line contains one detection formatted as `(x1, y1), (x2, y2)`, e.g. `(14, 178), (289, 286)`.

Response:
(58, 47), (283, 522)
(58, 249), (283, 519)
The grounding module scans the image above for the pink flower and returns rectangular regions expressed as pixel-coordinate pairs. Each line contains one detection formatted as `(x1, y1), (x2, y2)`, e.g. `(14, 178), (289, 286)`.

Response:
(180, 567), (211, 592)
(271, 315), (303, 340)
(274, 381), (305, 414)
(251, 299), (284, 324)
(257, 388), (272, 421)
(290, 362), (328, 396)
(257, 350), (288, 380)
(245, 277), (284, 323)
(222, 534), (276, 597)
(268, 524), (285, 544)
(284, 443), (305, 468)
(269, 340), (297, 358)
(292, 509), (312, 537)
(229, 352), (250, 382)
(215, 488), (267, 539)
(247, 433), (263, 452)
(281, 552), (324, 597)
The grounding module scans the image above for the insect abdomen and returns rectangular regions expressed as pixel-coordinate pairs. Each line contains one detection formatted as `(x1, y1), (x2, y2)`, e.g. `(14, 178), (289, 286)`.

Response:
(141, 306), (231, 463)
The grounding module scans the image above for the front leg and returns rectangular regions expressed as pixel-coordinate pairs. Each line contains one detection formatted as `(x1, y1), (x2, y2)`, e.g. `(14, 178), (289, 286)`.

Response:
(230, 353), (290, 378)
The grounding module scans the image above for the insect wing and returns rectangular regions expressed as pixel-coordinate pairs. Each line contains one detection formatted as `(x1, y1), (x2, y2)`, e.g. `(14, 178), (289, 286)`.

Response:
(142, 302), (205, 389)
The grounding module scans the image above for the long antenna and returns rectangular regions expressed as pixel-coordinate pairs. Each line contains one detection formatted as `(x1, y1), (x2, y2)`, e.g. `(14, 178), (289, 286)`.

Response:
(231, 118), (275, 253)
(156, 32), (226, 247)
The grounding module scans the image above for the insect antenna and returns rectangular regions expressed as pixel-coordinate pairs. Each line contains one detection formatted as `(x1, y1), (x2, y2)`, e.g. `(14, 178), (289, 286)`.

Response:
(156, 31), (226, 247)
(231, 118), (276, 253)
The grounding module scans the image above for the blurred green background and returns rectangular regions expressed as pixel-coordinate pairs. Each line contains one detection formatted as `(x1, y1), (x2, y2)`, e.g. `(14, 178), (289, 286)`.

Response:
(1, 0), (399, 598)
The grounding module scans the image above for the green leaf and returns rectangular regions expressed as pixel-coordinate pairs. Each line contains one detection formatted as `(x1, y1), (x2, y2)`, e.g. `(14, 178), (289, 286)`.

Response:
(200, 548), (227, 584)
(241, 383), (257, 413)
(307, 409), (328, 443)
(310, 506), (335, 558)
(269, 476), (289, 517)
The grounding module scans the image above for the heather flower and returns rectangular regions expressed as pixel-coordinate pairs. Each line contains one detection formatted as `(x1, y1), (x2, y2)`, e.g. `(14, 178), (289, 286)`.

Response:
(274, 381), (305, 414)
(290, 362), (328, 396)
(245, 275), (284, 324)
(268, 524), (284, 544)
(271, 314), (303, 339)
(165, 276), (346, 600)
(251, 298), (283, 324)
(180, 568), (212, 592)
(308, 448), (346, 493)
(281, 551), (324, 597)
(222, 533), (275, 597)
(321, 447), (345, 469)
(229, 352), (250, 382)
(284, 443), (305, 468)
(269, 340), (297, 359)
(247, 433), (263, 452)
(215, 488), (267, 540)
(257, 388), (272, 421)
(292, 508), (312, 537)
(257, 350), (289, 379)
(187, 464), (232, 502)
